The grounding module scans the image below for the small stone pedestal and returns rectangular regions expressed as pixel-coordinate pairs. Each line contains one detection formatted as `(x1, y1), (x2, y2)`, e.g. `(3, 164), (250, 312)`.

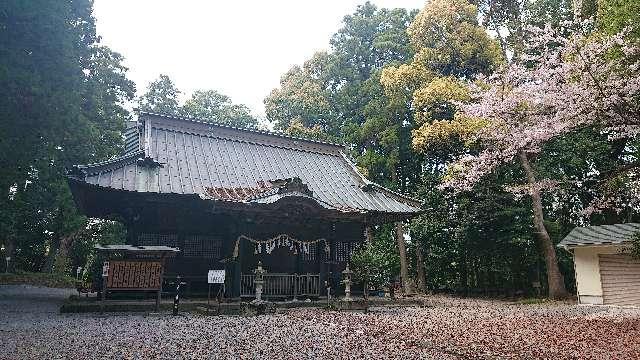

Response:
(254, 261), (266, 301)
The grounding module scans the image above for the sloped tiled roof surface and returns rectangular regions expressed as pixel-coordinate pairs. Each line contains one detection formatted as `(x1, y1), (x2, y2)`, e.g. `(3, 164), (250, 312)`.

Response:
(559, 223), (640, 247)
(73, 112), (421, 214)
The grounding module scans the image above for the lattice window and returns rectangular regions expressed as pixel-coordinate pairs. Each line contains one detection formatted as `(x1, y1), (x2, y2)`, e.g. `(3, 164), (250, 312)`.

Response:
(335, 241), (355, 262)
(183, 234), (221, 258)
(137, 233), (178, 247)
(301, 243), (317, 261)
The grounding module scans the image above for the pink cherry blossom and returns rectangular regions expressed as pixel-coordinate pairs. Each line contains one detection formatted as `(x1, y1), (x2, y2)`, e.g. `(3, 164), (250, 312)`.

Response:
(443, 23), (640, 196)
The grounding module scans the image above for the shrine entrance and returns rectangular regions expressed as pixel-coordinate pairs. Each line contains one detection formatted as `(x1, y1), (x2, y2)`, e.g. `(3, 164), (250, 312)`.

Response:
(240, 273), (321, 298)
(234, 234), (328, 299)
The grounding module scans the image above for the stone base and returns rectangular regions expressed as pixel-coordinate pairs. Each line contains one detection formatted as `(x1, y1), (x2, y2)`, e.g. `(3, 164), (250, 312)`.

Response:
(579, 295), (603, 305)
(244, 300), (276, 315)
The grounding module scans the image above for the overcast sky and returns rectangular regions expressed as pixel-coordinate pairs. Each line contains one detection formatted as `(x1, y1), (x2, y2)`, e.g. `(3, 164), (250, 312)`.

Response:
(93, 0), (425, 118)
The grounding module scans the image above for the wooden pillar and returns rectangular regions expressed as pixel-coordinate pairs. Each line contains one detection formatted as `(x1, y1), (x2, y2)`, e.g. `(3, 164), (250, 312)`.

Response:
(232, 239), (242, 298)
(415, 240), (426, 293)
(230, 219), (242, 299)
(319, 242), (327, 296)
(156, 256), (165, 311)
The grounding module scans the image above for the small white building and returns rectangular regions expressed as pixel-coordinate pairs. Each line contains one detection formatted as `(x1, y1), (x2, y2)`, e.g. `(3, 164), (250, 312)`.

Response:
(559, 223), (640, 306)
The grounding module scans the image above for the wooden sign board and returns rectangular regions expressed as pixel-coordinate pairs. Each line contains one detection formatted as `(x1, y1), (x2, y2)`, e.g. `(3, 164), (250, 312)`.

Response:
(106, 260), (163, 290)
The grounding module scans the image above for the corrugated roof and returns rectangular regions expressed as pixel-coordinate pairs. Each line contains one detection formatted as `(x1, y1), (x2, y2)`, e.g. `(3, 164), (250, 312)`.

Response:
(71, 112), (422, 215)
(559, 223), (640, 248)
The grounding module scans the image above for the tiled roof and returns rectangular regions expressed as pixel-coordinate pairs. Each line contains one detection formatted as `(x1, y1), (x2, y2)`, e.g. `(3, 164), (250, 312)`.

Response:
(558, 223), (640, 248)
(70, 112), (422, 215)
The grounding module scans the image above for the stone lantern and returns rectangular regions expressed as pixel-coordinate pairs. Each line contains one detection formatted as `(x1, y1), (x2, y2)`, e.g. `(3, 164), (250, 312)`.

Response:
(342, 264), (353, 301)
(253, 261), (267, 301)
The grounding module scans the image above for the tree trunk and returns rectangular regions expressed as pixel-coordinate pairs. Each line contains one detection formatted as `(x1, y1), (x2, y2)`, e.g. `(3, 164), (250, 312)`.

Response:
(4, 237), (16, 273)
(43, 238), (60, 273)
(53, 233), (76, 275)
(518, 152), (568, 299)
(365, 226), (373, 245)
(415, 239), (426, 293)
(395, 222), (414, 295)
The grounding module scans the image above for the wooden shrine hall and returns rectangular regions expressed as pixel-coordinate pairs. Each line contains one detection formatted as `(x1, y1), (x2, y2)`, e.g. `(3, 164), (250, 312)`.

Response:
(68, 112), (422, 299)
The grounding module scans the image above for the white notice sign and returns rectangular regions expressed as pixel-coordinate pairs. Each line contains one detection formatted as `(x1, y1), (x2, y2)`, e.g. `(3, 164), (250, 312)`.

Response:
(208, 270), (225, 284)
(102, 261), (110, 277)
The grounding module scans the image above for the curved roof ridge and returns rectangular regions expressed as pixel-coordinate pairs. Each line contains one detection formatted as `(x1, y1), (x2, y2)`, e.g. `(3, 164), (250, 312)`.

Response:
(139, 111), (345, 148)
(74, 150), (144, 171)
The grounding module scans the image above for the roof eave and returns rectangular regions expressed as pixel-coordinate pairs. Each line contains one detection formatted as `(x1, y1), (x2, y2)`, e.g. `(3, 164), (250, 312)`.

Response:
(557, 240), (632, 249)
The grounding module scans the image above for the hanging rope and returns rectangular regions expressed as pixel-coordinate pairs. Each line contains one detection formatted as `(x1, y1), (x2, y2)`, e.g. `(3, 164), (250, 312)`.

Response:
(233, 234), (330, 258)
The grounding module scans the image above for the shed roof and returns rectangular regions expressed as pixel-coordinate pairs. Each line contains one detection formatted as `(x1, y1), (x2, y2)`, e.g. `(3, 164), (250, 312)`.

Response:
(558, 223), (640, 248)
(69, 112), (422, 216)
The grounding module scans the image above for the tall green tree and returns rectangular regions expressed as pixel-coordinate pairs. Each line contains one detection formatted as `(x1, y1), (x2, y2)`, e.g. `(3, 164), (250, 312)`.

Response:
(265, 53), (338, 136)
(379, 0), (503, 294)
(1, 0), (94, 270)
(597, 0), (640, 37)
(265, 2), (417, 187)
(0, 1), (135, 273)
(265, 2), (420, 292)
(140, 75), (258, 129)
(139, 74), (181, 115)
(181, 89), (258, 129)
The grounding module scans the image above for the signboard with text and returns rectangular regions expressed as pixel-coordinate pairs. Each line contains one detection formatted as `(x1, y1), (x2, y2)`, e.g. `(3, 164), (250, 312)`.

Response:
(106, 260), (162, 290)
(208, 270), (225, 284)
(102, 261), (110, 277)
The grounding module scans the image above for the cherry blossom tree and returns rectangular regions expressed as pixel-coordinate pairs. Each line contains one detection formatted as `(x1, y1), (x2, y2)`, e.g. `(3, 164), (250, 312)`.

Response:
(415, 22), (640, 298)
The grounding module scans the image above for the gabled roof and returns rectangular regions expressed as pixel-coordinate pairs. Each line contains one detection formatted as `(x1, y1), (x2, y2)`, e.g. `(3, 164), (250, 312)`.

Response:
(69, 112), (422, 216)
(558, 223), (640, 248)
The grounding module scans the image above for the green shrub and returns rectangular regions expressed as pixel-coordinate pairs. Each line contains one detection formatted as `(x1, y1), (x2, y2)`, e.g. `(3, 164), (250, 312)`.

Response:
(0, 272), (76, 288)
(350, 243), (393, 298)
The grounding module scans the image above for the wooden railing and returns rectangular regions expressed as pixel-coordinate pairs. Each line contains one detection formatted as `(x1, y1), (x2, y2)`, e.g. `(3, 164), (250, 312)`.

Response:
(241, 273), (320, 298)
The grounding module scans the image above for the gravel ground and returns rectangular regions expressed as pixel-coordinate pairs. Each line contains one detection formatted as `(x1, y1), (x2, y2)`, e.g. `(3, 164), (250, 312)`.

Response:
(1, 286), (639, 359)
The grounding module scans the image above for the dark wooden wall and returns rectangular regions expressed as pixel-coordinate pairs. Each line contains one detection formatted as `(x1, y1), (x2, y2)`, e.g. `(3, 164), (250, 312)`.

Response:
(125, 200), (365, 296)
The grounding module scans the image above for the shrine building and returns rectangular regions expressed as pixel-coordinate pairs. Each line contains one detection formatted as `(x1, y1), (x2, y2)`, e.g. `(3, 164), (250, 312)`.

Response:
(68, 112), (422, 298)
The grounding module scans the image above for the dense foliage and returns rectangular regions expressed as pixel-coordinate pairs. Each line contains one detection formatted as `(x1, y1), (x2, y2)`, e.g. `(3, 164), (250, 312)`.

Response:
(350, 243), (394, 297)
(139, 74), (258, 128)
(266, 0), (640, 297)
(0, 0), (132, 275)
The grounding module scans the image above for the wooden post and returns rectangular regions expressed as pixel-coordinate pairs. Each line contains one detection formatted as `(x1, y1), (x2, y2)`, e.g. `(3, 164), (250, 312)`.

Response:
(101, 260), (109, 314)
(101, 279), (107, 314)
(415, 240), (426, 293)
(207, 283), (211, 314)
(233, 240), (242, 298)
(156, 257), (165, 312)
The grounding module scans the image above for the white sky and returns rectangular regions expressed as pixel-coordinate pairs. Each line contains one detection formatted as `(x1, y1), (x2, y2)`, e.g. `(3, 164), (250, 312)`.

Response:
(93, 0), (425, 118)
